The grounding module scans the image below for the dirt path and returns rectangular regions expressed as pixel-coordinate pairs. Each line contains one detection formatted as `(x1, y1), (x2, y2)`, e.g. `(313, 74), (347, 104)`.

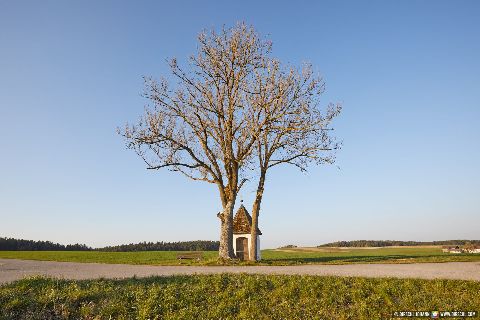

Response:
(1, 259), (479, 284)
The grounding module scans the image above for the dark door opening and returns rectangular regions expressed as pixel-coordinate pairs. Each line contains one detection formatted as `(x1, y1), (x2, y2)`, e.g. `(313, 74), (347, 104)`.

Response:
(236, 237), (249, 260)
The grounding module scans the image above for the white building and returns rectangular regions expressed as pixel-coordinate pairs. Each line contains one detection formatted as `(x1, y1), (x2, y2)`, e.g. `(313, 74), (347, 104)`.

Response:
(442, 245), (480, 254)
(232, 203), (261, 260)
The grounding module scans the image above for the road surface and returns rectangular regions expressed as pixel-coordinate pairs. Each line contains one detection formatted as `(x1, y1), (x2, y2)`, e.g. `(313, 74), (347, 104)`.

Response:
(0, 259), (479, 284)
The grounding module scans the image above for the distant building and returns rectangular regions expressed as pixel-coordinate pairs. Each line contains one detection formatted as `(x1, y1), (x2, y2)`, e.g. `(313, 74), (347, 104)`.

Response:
(442, 246), (462, 253)
(442, 246), (454, 253)
(441, 245), (480, 254)
(232, 203), (261, 260)
(465, 246), (480, 254)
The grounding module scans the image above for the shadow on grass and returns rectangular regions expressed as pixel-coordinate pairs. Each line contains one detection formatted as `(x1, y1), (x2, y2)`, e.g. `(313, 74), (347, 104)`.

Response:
(11, 274), (211, 288)
(261, 254), (449, 265)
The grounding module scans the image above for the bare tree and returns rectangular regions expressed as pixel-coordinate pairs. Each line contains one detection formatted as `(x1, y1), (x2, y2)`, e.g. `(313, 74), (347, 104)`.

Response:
(118, 23), (272, 259)
(247, 61), (341, 261)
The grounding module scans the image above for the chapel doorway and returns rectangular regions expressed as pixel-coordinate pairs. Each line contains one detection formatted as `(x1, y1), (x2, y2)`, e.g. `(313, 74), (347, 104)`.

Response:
(236, 237), (249, 260)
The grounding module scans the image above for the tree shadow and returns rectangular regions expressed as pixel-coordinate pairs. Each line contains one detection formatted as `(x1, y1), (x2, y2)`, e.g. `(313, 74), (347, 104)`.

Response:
(262, 254), (445, 265)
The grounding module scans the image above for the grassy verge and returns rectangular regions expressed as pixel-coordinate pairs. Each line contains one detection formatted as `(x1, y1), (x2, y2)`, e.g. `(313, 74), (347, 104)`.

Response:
(0, 247), (479, 265)
(0, 274), (478, 319)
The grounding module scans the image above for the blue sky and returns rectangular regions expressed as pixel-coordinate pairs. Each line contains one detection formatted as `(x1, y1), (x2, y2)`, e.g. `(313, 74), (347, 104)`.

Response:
(1, 1), (479, 248)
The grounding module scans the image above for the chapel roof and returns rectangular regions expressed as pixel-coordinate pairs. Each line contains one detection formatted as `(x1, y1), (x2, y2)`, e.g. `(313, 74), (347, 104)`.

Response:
(233, 204), (262, 235)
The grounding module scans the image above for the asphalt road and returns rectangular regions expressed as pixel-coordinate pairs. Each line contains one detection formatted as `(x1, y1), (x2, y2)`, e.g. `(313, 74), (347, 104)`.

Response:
(0, 259), (479, 284)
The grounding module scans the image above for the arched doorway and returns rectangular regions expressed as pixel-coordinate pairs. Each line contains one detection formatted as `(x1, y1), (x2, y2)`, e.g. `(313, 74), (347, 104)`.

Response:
(235, 237), (249, 260)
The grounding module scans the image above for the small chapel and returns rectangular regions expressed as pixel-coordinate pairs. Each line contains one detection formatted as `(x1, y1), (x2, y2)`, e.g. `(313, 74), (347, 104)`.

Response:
(232, 201), (261, 260)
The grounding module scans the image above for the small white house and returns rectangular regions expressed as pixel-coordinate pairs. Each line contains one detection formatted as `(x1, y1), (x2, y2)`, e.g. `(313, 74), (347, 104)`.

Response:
(232, 203), (261, 260)
(443, 246), (463, 253)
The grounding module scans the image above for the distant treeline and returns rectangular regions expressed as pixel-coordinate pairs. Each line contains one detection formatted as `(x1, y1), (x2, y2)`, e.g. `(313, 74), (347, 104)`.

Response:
(0, 237), (219, 252)
(0, 237), (91, 251)
(278, 245), (297, 249)
(318, 240), (480, 247)
(98, 241), (219, 252)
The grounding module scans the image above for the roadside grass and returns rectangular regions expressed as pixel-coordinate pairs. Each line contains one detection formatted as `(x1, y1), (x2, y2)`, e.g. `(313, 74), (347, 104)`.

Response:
(1, 274), (479, 319)
(0, 247), (479, 265)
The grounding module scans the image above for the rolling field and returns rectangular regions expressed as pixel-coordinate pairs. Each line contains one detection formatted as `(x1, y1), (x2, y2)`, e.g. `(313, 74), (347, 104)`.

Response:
(261, 246), (480, 264)
(0, 247), (479, 265)
(1, 274), (479, 319)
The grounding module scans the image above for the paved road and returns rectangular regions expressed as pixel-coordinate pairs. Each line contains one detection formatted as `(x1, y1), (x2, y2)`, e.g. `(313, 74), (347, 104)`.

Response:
(0, 259), (479, 284)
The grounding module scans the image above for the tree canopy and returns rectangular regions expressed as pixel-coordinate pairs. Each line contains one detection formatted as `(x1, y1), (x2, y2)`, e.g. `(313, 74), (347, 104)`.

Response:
(119, 23), (341, 260)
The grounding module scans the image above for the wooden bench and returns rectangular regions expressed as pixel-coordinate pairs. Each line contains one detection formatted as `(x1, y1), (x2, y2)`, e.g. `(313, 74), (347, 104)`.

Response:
(176, 252), (203, 260)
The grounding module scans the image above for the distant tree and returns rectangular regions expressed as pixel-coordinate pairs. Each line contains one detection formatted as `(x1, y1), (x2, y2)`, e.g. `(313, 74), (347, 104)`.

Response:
(118, 23), (273, 259)
(278, 245), (297, 249)
(247, 61), (341, 261)
(463, 241), (475, 252)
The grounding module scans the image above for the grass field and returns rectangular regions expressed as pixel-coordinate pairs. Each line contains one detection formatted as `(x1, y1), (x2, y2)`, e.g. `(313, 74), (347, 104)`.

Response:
(1, 274), (479, 319)
(261, 247), (480, 264)
(0, 250), (218, 265)
(0, 247), (479, 265)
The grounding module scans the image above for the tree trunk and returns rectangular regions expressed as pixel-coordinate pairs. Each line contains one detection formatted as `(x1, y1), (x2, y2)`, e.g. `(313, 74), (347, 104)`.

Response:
(249, 171), (266, 261)
(249, 200), (260, 261)
(218, 200), (235, 259)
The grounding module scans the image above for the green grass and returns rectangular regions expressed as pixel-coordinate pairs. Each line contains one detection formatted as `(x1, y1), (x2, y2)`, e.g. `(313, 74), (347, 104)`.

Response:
(0, 247), (479, 265)
(0, 274), (478, 319)
(260, 247), (480, 264)
(0, 251), (218, 265)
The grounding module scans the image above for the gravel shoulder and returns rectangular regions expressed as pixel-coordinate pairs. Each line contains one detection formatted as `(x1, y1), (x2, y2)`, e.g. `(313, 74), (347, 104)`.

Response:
(1, 258), (479, 284)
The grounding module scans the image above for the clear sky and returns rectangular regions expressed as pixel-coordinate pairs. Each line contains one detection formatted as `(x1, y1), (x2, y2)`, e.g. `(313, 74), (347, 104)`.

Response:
(1, 1), (479, 249)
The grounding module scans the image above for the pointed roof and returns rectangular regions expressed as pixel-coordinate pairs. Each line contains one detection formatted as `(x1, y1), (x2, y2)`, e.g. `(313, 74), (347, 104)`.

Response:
(233, 205), (262, 235)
